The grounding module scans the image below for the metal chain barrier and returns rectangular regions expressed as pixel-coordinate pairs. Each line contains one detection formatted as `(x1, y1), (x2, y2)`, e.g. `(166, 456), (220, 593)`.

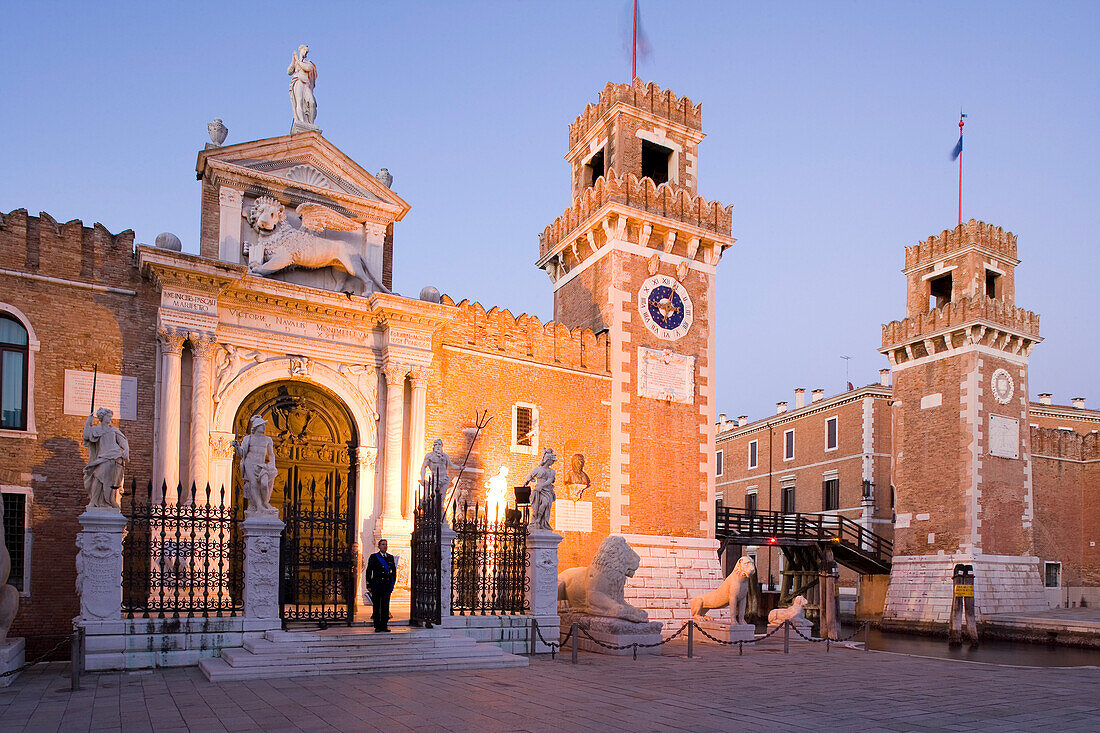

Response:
(530, 618), (574, 659)
(0, 633), (74, 678)
(576, 620), (691, 660)
(789, 620), (872, 645)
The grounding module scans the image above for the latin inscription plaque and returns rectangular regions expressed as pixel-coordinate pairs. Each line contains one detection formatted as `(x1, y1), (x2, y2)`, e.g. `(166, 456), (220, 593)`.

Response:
(637, 347), (695, 404)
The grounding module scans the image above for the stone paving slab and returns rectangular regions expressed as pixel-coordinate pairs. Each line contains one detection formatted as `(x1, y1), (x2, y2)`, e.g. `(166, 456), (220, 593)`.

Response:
(0, 641), (1098, 732)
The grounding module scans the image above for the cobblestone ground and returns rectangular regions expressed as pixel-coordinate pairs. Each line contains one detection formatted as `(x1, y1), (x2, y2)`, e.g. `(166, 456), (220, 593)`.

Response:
(1, 641), (1098, 732)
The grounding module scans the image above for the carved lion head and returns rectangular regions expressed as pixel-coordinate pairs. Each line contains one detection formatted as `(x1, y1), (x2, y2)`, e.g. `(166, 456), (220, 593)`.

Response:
(245, 196), (287, 233)
(591, 535), (641, 579)
(734, 554), (756, 579)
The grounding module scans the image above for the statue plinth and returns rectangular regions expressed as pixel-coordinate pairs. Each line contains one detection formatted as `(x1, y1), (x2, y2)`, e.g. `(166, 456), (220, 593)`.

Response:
(559, 611), (664, 656)
(242, 514), (285, 625)
(76, 509), (129, 623)
(693, 618), (755, 643)
(0, 637), (25, 688)
(526, 530), (562, 652)
(291, 121), (322, 135)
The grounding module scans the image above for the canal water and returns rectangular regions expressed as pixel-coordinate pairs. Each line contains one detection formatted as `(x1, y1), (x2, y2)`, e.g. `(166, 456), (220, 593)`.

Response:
(837, 625), (1100, 667)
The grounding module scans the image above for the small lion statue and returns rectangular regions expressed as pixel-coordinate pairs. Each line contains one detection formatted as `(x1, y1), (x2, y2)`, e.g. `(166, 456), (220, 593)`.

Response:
(690, 555), (755, 624)
(768, 595), (810, 626)
(557, 535), (649, 623)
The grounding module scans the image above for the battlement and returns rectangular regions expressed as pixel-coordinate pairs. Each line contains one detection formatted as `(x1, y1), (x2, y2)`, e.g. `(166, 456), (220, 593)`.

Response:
(905, 219), (1017, 270)
(881, 295), (1040, 352)
(538, 168), (732, 259)
(440, 296), (610, 375)
(568, 80), (701, 150)
(1031, 426), (1100, 462)
(0, 208), (138, 284)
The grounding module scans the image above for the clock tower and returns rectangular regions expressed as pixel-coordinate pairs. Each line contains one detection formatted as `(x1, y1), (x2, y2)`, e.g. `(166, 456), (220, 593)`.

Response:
(880, 219), (1049, 628)
(537, 81), (735, 616)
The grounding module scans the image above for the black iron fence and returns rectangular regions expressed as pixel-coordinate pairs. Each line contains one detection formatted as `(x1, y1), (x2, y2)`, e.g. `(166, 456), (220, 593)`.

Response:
(122, 481), (243, 618)
(451, 502), (529, 615)
(410, 476), (444, 626)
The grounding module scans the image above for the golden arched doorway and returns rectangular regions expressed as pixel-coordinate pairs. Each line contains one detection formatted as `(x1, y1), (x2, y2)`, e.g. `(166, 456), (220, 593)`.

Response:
(233, 380), (357, 625)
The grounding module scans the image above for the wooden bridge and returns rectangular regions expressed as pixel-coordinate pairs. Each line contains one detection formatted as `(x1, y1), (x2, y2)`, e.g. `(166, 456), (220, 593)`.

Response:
(715, 506), (893, 636)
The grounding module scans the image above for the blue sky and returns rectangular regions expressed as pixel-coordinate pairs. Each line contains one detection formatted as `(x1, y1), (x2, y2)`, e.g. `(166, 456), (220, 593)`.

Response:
(4, 1), (1097, 419)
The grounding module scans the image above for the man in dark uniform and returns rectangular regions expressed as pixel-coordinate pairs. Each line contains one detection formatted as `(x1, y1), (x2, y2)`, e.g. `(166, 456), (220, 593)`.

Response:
(366, 539), (397, 632)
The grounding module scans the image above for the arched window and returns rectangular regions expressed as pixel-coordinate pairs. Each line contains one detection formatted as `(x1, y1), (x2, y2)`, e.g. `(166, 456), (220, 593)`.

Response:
(0, 314), (29, 430)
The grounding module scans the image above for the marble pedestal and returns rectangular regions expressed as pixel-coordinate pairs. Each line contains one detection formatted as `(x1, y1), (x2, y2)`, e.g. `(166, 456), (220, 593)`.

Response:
(560, 611), (664, 656)
(242, 514), (284, 628)
(693, 618), (755, 644)
(766, 619), (814, 641)
(526, 531), (562, 653)
(76, 508), (129, 623)
(0, 638), (25, 687)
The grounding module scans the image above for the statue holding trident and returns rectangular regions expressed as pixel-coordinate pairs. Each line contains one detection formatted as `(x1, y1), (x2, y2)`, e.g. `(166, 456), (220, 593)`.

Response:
(420, 411), (493, 518)
(233, 415), (278, 515)
(287, 44), (318, 130)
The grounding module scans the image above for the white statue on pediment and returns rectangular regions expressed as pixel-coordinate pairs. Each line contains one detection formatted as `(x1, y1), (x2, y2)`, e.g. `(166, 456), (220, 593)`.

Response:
(288, 45), (318, 128)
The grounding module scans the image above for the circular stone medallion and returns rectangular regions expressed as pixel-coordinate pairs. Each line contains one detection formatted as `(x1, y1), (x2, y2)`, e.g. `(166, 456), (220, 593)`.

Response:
(637, 274), (694, 340)
(991, 368), (1014, 405)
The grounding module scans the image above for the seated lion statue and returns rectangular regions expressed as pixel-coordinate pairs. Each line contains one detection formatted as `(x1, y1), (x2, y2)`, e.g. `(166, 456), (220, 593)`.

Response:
(557, 535), (649, 623)
(690, 555), (755, 624)
(768, 595), (810, 626)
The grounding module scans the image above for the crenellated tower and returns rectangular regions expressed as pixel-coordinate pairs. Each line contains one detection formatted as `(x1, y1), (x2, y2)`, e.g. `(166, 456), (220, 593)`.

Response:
(537, 80), (735, 588)
(880, 219), (1049, 628)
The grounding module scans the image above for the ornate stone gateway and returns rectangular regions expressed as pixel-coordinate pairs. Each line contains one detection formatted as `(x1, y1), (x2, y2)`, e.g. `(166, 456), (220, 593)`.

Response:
(233, 381), (357, 625)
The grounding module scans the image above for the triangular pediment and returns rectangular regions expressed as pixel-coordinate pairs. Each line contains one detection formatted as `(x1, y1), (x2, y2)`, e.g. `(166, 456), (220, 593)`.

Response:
(196, 131), (410, 222)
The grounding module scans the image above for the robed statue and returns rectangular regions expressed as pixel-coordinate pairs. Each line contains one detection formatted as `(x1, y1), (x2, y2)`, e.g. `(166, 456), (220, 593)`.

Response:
(83, 408), (129, 509)
(287, 44), (318, 127)
(523, 448), (557, 531)
(233, 415), (278, 515)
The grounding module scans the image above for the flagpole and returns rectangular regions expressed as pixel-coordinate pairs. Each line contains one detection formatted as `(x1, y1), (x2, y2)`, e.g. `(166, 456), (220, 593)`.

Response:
(957, 114), (964, 226)
(632, 0), (638, 81)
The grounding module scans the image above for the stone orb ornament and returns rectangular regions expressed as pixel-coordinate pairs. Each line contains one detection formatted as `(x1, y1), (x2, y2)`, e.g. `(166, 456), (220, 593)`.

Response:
(155, 232), (182, 251)
(377, 168), (393, 188)
(207, 118), (228, 146)
(419, 286), (441, 303)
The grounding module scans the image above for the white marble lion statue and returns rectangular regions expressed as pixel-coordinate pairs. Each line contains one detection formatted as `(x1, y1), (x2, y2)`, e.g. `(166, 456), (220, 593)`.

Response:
(690, 555), (755, 624)
(768, 595), (810, 626)
(557, 535), (649, 623)
(244, 197), (389, 295)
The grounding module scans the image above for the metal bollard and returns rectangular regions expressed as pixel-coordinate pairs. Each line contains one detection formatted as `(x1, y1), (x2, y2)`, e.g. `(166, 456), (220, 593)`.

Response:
(783, 620), (790, 654)
(571, 622), (578, 664)
(70, 627), (83, 691)
(687, 621), (693, 658)
(864, 622), (870, 652)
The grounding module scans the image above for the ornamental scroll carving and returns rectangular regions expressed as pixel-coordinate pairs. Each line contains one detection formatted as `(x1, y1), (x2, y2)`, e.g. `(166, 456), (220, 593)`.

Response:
(213, 345), (266, 404)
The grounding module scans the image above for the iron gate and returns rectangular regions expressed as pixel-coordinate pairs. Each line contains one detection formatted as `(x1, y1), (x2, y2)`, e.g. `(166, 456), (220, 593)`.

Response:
(410, 474), (443, 626)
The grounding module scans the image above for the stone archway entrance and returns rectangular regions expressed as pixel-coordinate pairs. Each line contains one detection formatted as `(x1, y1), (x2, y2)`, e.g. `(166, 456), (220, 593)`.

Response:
(234, 380), (358, 625)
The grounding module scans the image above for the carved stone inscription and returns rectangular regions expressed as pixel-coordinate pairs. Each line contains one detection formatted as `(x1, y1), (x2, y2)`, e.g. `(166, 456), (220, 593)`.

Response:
(223, 308), (370, 345)
(553, 500), (593, 533)
(64, 370), (137, 421)
(161, 289), (217, 315)
(989, 415), (1020, 459)
(637, 347), (695, 404)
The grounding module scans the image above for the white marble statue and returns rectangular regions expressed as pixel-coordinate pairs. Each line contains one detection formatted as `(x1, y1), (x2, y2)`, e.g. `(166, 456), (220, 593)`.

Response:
(421, 439), (460, 496)
(768, 595), (810, 627)
(233, 415), (278, 515)
(83, 408), (129, 509)
(557, 536), (649, 623)
(485, 466), (509, 521)
(0, 498), (19, 645)
(287, 44), (317, 127)
(244, 197), (389, 295)
(690, 555), (755, 624)
(523, 447), (556, 531)
(213, 345), (265, 403)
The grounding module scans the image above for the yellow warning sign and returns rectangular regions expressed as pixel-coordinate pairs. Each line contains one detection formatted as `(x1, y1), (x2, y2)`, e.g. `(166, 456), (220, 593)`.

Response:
(954, 585), (974, 598)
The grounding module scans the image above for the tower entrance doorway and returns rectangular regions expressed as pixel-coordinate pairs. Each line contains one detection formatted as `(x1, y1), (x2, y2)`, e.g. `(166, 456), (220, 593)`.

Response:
(233, 380), (357, 625)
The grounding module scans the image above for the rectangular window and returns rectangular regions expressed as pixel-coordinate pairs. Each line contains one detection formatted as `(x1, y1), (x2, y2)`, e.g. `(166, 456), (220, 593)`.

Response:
(716, 449), (723, 477)
(985, 269), (1001, 299)
(822, 479), (839, 512)
(748, 440), (758, 469)
(784, 429), (794, 461)
(511, 403), (539, 454)
(585, 148), (605, 187)
(641, 139), (672, 185)
(2, 492), (27, 593)
(929, 272), (953, 310)
(781, 486), (796, 515)
(1044, 562), (1061, 588)
(745, 491), (758, 515)
(825, 416), (838, 451)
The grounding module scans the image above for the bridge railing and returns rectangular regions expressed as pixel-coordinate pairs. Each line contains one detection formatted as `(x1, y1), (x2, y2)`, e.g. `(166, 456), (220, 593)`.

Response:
(715, 506), (892, 566)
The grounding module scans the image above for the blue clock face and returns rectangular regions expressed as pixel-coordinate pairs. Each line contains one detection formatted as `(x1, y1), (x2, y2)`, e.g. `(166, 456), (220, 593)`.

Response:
(647, 286), (685, 330)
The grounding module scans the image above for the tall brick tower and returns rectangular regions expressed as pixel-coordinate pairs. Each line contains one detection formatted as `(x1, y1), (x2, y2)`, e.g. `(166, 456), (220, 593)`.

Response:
(880, 219), (1049, 628)
(537, 81), (736, 623)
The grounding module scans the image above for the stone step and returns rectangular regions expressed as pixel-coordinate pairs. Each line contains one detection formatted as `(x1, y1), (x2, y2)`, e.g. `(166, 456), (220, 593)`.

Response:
(199, 651), (528, 682)
(263, 627), (449, 643)
(220, 643), (504, 668)
(243, 636), (479, 655)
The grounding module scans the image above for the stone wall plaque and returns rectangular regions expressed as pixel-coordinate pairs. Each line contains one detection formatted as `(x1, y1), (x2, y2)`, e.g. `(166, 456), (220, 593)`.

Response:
(161, 289), (217, 315)
(553, 500), (593, 533)
(387, 327), (432, 351)
(222, 308), (371, 345)
(637, 347), (695, 404)
(64, 370), (138, 421)
(989, 415), (1019, 459)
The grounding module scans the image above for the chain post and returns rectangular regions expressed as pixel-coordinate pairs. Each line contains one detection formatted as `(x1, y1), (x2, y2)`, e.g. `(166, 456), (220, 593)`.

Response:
(530, 618), (537, 656)
(784, 620), (790, 654)
(571, 622), (578, 664)
(864, 621), (870, 651)
(69, 627), (83, 691)
(687, 620), (693, 658)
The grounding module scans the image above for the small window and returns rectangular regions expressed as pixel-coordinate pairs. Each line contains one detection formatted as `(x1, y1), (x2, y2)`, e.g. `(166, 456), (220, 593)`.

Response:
(0, 314), (29, 430)
(641, 139), (671, 185)
(1044, 562), (1061, 588)
(716, 449), (723, 477)
(2, 491), (28, 593)
(929, 273), (952, 310)
(822, 479), (839, 512)
(781, 486), (796, 515)
(985, 269), (1001, 299)
(825, 416), (838, 451)
(784, 429), (794, 461)
(585, 149), (605, 188)
(748, 440), (758, 469)
(511, 403), (539, 454)
(745, 491), (758, 515)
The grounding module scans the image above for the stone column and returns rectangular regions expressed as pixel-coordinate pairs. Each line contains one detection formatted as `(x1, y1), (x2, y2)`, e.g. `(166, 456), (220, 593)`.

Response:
(218, 187), (244, 264)
(156, 327), (186, 503)
(76, 508), (129, 623)
(406, 371), (428, 517)
(526, 530), (563, 653)
(381, 365), (407, 522)
(242, 514), (285, 627)
(440, 524), (457, 619)
(188, 333), (218, 503)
